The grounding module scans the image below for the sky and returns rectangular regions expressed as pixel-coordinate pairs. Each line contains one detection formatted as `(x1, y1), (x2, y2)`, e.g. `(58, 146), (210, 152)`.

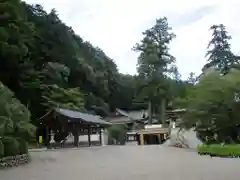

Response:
(25, 0), (240, 79)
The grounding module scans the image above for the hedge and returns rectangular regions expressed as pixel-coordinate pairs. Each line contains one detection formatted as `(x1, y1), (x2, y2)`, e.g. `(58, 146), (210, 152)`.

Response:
(198, 144), (240, 158)
(0, 138), (30, 169)
(0, 140), (4, 157)
(17, 139), (28, 155)
(0, 138), (28, 158)
(3, 137), (20, 157)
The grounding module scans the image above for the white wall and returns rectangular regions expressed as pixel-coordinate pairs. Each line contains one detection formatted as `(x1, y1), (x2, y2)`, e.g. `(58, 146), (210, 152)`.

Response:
(66, 134), (100, 143)
(79, 134), (99, 142)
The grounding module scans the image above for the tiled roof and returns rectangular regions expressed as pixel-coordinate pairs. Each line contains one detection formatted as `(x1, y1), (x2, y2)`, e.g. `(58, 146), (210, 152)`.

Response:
(55, 108), (111, 125)
(116, 108), (148, 120)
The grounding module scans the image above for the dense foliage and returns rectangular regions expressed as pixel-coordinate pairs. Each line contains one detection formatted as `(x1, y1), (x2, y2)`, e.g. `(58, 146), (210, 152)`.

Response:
(0, 0), (184, 122)
(0, 82), (35, 157)
(0, 0), (146, 123)
(179, 70), (240, 141)
(1, 0), (149, 155)
(177, 25), (240, 144)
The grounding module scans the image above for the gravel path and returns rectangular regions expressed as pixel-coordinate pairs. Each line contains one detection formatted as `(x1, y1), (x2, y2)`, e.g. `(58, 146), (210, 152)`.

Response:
(183, 129), (202, 148)
(164, 128), (202, 149)
(1, 145), (240, 180)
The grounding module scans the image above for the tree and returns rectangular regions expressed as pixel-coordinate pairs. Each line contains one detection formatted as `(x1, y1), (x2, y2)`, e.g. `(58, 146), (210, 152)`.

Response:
(41, 85), (85, 111)
(108, 124), (127, 145)
(133, 17), (176, 124)
(0, 81), (35, 157)
(187, 72), (197, 84)
(0, 1), (146, 128)
(0, 0), (34, 94)
(203, 24), (239, 74)
(171, 65), (181, 82)
(180, 69), (240, 143)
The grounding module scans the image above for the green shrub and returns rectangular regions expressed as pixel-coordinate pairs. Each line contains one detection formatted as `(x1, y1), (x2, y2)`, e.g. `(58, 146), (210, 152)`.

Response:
(108, 124), (127, 144)
(0, 81), (35, 157)
(17, 139), (28, 154)
(0, 139), (4, 157)
(198, 144), (240, 157)
(3, 137), (19, 157)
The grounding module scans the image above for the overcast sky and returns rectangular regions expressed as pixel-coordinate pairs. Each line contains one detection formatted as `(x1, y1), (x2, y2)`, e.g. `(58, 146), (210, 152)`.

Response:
(25, 0), (240, 79)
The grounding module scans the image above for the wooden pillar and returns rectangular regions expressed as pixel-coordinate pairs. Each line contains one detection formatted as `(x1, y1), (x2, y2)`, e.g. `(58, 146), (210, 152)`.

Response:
(137, 134), (140, 145)
(158, 134), (161, 144)
(159, 134), (163, 144)
(140, 133), (144, 145)
(88, 125), (91, 147)
(99, 128), (102, 146)
(74, 124), (79, 147)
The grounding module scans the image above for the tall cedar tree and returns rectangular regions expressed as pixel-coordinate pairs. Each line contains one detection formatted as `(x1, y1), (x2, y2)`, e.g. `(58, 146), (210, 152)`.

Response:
(133, 17), (176, 124)
(204, 24), (238, 74)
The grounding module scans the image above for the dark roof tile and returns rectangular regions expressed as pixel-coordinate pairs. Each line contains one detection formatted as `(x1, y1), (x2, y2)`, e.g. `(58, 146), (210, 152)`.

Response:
(55, 108), (111, 125)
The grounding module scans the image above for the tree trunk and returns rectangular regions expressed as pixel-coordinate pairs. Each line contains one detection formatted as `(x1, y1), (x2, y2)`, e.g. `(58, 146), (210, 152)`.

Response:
(148, 99), (152, 124)
(160, 98), (166, 126)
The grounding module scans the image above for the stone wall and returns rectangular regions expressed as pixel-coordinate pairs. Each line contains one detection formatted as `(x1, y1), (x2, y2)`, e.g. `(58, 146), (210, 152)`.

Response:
(0, 154), (29, 169)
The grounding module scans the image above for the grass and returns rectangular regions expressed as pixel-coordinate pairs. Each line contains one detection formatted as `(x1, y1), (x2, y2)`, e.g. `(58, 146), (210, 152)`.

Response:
(198, 144), (240, 158)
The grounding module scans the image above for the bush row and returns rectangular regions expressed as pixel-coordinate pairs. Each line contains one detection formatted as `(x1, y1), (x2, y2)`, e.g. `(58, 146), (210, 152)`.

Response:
(0, 137), (28, 158)
(198, 144), (240, 158)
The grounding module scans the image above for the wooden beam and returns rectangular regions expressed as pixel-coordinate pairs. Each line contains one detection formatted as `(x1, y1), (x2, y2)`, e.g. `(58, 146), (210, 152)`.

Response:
(88, 125), (91, 147)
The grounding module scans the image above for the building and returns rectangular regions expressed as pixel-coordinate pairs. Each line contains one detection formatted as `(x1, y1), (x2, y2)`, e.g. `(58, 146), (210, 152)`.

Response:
(105, 108), (148, 130)
(42, 108), (111, 148)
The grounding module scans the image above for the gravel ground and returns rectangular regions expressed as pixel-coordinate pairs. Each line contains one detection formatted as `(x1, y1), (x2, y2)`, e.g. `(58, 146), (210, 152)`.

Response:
(164, 128), (202, 149)
(1, 145), (240, 180)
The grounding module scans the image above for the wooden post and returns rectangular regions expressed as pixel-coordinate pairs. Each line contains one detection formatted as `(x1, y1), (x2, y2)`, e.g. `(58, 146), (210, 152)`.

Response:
(140, 133), (144, 145)
(158, 134), (161, 144)
(74, 124), (79, 147)
(99, 128), (102, 146)
(88, 125), (91, 147)
(159, 134), (163, 144)
(137, 134), (140, 145)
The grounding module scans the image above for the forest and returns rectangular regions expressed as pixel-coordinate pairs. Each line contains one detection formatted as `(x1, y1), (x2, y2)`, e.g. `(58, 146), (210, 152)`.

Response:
(1, 0), (240, 157)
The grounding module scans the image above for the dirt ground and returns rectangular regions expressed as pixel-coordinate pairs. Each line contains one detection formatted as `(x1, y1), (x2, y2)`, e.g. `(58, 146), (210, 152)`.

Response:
(1, 145), (240, 180)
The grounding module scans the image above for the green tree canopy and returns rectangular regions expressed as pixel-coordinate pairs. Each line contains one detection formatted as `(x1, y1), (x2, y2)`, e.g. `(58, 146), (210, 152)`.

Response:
(179, 69), (240, 143)
(133, 17), (176, 124)
(0, 81), (35, 156)
(203, 24), (239, 74)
